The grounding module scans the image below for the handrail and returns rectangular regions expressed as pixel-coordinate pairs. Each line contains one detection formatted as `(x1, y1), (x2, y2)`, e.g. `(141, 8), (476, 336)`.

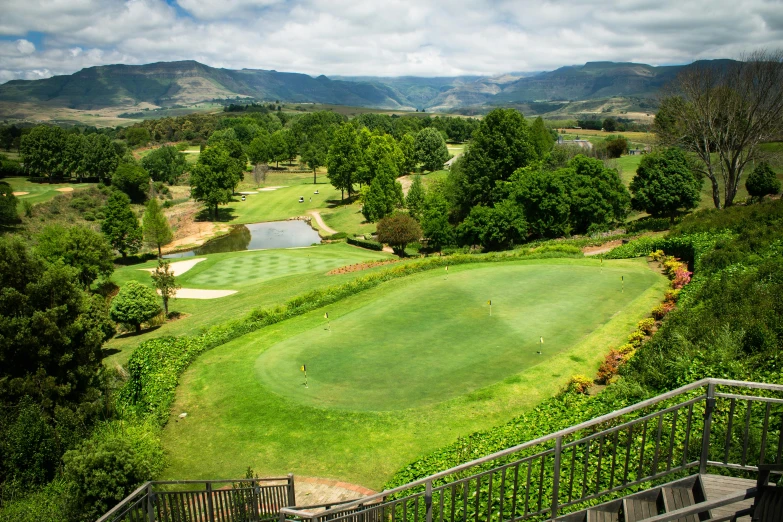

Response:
(95, 482), (151, 522)
(638, 488), (757, 522)
(283, 378), (783, 518)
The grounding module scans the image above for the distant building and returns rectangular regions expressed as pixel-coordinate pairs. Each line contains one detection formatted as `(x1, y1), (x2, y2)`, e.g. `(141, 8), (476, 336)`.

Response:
(557, 135), (593, 150)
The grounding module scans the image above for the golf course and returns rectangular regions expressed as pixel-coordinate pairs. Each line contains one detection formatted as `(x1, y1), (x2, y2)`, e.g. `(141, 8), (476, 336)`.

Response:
(160, 257), (668, 488)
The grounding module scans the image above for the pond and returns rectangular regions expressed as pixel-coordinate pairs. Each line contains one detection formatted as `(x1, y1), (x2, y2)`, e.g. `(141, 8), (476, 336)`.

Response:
(164, 220), (321, 258)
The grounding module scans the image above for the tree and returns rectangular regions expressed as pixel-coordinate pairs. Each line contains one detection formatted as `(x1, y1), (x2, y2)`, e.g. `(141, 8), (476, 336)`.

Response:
(459, 108), (536, 210)
(630, 148), (702, 222)
(745, 161), (781, 201)
(326, 124), (361, 200)
(406, 174), (426, 221)
(190, 144), (243, 219)
(110, 281), (161, 333)
(142, 198), (173, 258)
(603, 118), (617, 132)
(359, 133), (404, 186)
(420, 190), (455, 251)
(414, 127), (450, 172)
(36, 224), (114, 288)
(376, 213), (421, 256)
(0, 181), (19, 224)
(603, 136), (628, 159)
(300, 130), (329, 184)
(64, 132), (87, 180)
(361, 159), (403, 222)
(268, 130), (289, 168)
(125, 127), (150, 147)
(511, 167), (572, 239)
(101, 190), (142, 258)
(457, 200), (527, 251)
(20, 125), (67, 179)
(655, 50), (783, 208)
(140, 146), (187, 184)
(83, 134), (120, 182)
(530, 116), (555, 158)
(246, 133), (271, 167)
(150, 259), (180, 316)
(399, 133), (417, 174)
(112, 163), (150, 203)
(0, 237), (113, 485)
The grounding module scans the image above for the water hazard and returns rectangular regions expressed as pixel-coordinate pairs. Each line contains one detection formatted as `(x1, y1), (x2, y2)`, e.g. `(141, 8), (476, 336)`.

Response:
(164, 220), (321, 258)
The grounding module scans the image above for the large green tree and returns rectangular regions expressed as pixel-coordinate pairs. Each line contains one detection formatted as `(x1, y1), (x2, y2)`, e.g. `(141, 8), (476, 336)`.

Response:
(414, 127), (450, 172)
(300, 129), (330, 184)
(420, 190), (455, 251)
(140, 146), (187, 184)
(457, 200), (527, 251)
(101, 190), (142, 258)
(20, 126), (67, 179)
(83, 134), (120, 182)
(112, 163), (150, 204)
(399, 133), (417, 174)
(36, 224), (114, 288)
(630, 148), (702, 221)
(109, 281), (161, 333)
(563, 155), (631, 234)
(511, 167), (572, 239)
(142, 198), (173, 258)
(361, 159), (403, 222)
(376, 213), (421, 257)
(326, 124), (361, 200)
(745, 161), (781, 201)
(459, 108), (536, 210)
(190, 144), (243, 219)
(405, 174), (426, 221)
(530, 116), (555, 158)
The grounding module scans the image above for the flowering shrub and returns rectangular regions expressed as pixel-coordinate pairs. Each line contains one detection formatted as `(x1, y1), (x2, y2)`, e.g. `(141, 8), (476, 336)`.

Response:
(648, 249), (666, 261)
(672, 266), (692, 289)
(664, 289), (681, 303)
(566, 375), (594, 394)
(627, 330), (646, 347)
(596, 349), (624, 384)
(652, 302), (676, 320)
(637, 318), (656, 335)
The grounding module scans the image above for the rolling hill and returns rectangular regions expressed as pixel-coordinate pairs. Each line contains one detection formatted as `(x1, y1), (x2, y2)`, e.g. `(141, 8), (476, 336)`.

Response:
(0, 59), (736, 118)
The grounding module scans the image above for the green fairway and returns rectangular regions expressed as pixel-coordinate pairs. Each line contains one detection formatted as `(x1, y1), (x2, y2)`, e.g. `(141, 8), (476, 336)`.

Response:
(258, 263), (660, 410)
(5, 177), (95, 208)
(105, 243), (392, 366)
(161, 258), (668, 487)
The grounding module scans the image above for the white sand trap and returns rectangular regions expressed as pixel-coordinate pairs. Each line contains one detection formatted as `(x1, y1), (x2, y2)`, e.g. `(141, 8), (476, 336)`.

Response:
(258, 186), (287, 191)
(140, 257), (206, 276)
(163, 288), (237, 299)
(12, 191), (29, 196)
(56, 187), (74, 192)
(238, 191), (259, 194)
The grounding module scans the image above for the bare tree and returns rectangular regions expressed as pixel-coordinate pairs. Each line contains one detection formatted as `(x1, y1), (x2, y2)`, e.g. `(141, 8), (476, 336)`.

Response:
(655, 50), (783, 208)
(253, 163), (269, 186)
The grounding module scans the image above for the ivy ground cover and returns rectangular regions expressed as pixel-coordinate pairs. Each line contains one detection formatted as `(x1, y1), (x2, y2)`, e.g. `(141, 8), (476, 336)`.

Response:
(160, 257), (667, 488)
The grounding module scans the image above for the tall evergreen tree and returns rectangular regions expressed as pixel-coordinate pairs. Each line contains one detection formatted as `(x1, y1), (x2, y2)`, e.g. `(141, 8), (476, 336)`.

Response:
(530, 116), (554, 158)
(326, 124), (361, 200)
(142, 198), (173, 258)
(101, 190), (142, 258)
(406, 174), (426, 221)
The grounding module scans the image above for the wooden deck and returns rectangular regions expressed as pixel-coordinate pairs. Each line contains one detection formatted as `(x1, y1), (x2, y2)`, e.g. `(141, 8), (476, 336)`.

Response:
(701, 474), (756, 521)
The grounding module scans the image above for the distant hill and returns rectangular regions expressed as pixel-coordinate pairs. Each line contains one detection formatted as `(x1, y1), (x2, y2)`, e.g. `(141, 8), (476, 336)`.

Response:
(0, 59), (737, 117)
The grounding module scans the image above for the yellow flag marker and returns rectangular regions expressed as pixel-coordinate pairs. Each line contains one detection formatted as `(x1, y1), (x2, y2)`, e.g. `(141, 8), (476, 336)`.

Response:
(300, 364), (308, 387)
(324, 312), (331, 331)
(487, 299), (492, 316)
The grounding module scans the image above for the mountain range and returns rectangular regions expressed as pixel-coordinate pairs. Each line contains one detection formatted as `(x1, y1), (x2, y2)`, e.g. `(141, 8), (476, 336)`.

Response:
(0, 59), (736, 116)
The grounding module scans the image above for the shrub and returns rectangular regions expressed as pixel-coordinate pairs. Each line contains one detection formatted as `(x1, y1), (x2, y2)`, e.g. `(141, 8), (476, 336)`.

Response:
(326, 232), (347, 240)
(626, 330), (646, 347)
(596, 349), (624, 384)
(346, 236), (384, 251)
(376, 213), (421, 256)
(745, 161), (781, 201)
(637, 318), (656, 336)
(652, 302), (675, 320)
(671, 267), (692, 289)
(663, 289), (680, 303)
(110, 281), (162, 333)
(566, 375), (593, 395)
(0, 479), (70, 522)
(111, 164), (150, 204)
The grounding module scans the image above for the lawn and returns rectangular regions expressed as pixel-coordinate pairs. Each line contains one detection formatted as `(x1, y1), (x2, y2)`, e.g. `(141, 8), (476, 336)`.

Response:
(105, 242), (392, 366)
(160, 257), (668, 488)
(5, 177), (95, 209)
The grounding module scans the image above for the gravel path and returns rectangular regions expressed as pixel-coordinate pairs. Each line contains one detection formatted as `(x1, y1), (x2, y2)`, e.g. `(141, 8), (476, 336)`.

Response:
(308, 210), (338, 235)
(140, 257), (206, 276)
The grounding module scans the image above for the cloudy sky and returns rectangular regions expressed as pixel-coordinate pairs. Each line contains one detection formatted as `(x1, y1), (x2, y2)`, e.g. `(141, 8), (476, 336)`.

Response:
(1, 0), (782, 83)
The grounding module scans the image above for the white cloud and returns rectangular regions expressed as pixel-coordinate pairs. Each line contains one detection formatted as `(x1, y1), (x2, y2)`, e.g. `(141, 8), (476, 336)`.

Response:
(1, 0), (783, 83)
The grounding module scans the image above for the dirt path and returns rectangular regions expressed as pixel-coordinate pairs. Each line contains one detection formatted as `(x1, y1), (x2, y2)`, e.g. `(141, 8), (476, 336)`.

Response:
(308, 211), (338, 235)
(582, 240), (623, 256)
(295, 476), (377, 507)
(140, 257), (206, 276)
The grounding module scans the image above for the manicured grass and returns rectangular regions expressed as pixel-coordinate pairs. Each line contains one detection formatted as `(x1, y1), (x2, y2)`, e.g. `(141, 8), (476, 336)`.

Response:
(5, 177), (95, 208)
(160, 258), (668, 488)
(105, 243), (392, 366)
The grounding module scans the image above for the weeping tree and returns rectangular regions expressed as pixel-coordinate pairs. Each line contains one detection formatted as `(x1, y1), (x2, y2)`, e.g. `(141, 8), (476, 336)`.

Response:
(655, 49), (783, 208)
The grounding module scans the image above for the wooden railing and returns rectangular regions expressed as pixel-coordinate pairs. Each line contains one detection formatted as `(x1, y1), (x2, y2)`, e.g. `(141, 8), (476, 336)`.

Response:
(279, 379), (783, 522)
(97, 475), (295, 522)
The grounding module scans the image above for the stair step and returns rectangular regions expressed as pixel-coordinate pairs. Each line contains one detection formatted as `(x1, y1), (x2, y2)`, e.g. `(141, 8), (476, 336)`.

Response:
(661, 487), (699, 522)
(754, 486), (783, 522)
(623, 493), (662, 522)
(587, 507), (621, 522)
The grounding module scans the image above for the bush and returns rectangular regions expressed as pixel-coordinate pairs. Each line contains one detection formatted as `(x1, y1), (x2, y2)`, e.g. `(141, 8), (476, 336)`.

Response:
(325, 232), (347, 240)
(109, 281), (161, 333)
(346, 236), (384, 251)
(0, 479), (69, 522)
(637, 318), (656, 336)
(111, 164), (150, 204)
(62, 423), (164, 522)
(625, 216), (674, 233)
(566, 375), (593, 395)
(745, 161), (781, 201)
(376, 213), (421, 256)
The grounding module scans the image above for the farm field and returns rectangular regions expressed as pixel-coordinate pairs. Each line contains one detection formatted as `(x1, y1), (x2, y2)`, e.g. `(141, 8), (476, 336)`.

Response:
(105, 242), (392, 366)
(161, 257), (668, 488)
(5, 177), (96, 210)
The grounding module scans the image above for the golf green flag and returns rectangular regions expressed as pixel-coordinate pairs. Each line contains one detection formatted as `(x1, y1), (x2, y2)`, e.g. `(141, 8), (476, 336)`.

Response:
(487, 300), (492, 306)
(324, 312), (329, 319)
(300, 365), (306, 372)
(540, 337), (544, 344)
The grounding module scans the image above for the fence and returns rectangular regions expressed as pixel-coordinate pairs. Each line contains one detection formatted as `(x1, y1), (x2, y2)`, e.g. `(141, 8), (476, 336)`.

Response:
(279, 378), (783, 522)
(97, 475), (295, 522)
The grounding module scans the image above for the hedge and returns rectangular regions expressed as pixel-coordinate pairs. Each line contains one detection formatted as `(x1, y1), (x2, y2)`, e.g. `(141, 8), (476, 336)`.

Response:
(119, 246), (584, 425)
(347, 236), (384, 251)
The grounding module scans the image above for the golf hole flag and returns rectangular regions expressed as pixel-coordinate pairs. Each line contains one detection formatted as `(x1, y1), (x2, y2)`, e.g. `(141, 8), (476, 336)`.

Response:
(300, 365), (306, 372)
(300, 364), (308, 387)
(324, 312), (329, 319)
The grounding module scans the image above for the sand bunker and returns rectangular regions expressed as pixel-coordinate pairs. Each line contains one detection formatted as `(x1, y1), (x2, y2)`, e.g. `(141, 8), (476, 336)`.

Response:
(163, 288), (237, 299)
(56, 187), (74, 192)
(140, 257), (206, 276)
(239, 191), (258, 195)
(12, 191), (29, 196)
(258, 186), (287, 191)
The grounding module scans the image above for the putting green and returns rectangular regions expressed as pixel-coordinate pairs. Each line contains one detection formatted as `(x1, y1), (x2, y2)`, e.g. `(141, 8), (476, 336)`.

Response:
(256, 262), (660, 411)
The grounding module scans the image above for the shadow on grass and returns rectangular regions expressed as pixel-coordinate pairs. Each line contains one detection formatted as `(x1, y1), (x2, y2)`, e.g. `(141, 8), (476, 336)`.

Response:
(194, 206), (237, 222)
(114, 325), (162, 339)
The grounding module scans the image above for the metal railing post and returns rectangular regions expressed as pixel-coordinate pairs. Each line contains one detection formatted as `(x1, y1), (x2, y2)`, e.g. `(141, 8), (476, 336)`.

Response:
(287, 473), (297, 507)
(551, 436), (563, 520)
(425, 480), (433, 522)
(206, 482), (216, 522)
(146, 483), (155, 522)
(699, 382), (717, 474)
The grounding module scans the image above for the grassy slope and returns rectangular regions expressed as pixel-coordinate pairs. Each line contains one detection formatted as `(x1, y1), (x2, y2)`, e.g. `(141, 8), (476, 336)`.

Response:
(160, 257), (667, 488)
(5, 177), (96, 209)
(105, 243), (392, 367)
